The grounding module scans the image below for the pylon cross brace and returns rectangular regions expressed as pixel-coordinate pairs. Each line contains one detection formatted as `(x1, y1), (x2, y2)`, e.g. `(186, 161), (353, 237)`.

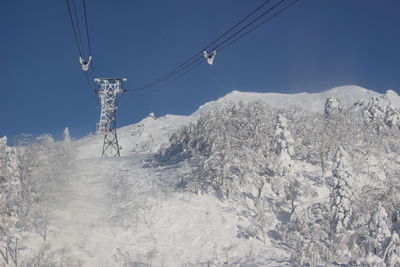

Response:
(94, 78), (127, 158)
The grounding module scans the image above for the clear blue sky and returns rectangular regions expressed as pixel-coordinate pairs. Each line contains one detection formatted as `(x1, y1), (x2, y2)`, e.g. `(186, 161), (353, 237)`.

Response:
(1, 0), (399, 141)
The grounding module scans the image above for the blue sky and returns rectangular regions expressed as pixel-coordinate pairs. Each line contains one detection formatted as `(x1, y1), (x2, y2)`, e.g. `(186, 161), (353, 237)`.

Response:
(1, 0), (399, 141)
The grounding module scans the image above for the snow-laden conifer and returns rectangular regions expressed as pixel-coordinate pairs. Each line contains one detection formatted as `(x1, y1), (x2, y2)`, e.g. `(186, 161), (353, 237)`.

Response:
(369, 205), (392, 256)
(330, 146), (352, 234)
(384, 106), (400, 129)
(362, 98), (386, 125)
(355, 253), (387, 267)
(63, 127), (71, 142)
(0, 145), (22, 263)
(319, 97), (345, 178)
(324, 97), (343, 120)
(272, 113), (294, 196)
(383, 231), (400, 267)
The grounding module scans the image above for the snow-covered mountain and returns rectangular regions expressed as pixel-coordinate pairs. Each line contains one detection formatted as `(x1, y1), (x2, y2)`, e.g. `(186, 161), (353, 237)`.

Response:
(77, 85), (400, 161)
(1, 85), (400, 266)
(195, 85), (398, 115)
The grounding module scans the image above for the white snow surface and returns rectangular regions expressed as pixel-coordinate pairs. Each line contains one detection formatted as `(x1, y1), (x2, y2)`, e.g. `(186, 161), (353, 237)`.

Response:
(74, 114), (196, 160)
(43, 112), (292, 266)
(195, 85), (399, 115)
(34, 85), (399, 266)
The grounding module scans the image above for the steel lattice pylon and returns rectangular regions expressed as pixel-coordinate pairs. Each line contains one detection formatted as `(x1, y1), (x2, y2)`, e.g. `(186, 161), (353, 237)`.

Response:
(95, 78), (127, 158)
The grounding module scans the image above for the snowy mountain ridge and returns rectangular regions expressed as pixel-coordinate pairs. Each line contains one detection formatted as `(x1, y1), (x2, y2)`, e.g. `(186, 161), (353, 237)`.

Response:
(195, 85), (398, 115)
(75, 85), (400, 160)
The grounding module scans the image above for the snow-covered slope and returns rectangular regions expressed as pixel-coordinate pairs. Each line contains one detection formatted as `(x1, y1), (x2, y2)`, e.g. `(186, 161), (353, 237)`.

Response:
(74, 114), (196, 160)
(21, 85), (400, 266)
(75, 85), (400, 161)
(44, 138), (291, 266)
(195, 85), (399, 115)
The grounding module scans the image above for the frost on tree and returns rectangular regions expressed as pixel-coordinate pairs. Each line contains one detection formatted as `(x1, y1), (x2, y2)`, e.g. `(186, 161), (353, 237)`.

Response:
(360, 98), (386, 128)
(368, 205), (391, 256)
(0, 136), (7, 183)
(272, 113), (294, 196)
(384, 106), (400, 129)
(330, 146), (352, 234)
(324, 96), (343, 120)
(63, 127), (71, 142)
(278, 203), (331, 267)
(0, 143), (22, 263)
(0, 136), (6, 149)
(355, 253), (387, 267)
(384, 232), (400, 267)
(273, 114), (294, 176)
(356, 97), (400, 131)
(156, 101), (273, 199)
(319, 97), (345, 179)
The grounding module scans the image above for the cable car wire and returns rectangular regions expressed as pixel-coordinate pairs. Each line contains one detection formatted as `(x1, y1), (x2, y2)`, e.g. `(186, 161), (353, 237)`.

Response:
(71, 0), (86, 56)
(130, 55), (204, 93)
(157, 0), (291, 91)
(65, 0), (83, 57)
(139, 0), (274, 91)
(129, 0), (292, 93)
(203, 0), (273, 53)
(82, 0), (93, 56)
(129, 0), (281, 92)
(129, 59), (204, 97)
(212, 0), (287, 51)
(65, 0), (300, 95)
(65, 0), (96, 91)
(82, 0), (96, 87)
(219, 0), (300, 53)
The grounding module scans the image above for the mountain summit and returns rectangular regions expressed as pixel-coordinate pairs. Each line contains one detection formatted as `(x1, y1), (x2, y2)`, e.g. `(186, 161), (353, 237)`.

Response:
(195, 85), (395, 115)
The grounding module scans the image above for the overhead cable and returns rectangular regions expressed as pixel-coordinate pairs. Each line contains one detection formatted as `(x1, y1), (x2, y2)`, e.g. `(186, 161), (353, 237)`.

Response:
(129, 0), (283, 92)
(129, 59), (204, 97)
(82, 0), (93, 57)
(218, 0), (301, 53)
(65, 0), (83, 56)
(65, 0), (96, 91)
(212, 0), (287, 51)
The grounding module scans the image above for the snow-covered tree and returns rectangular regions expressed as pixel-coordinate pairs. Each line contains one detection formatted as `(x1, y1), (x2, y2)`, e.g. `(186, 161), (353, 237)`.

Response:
(284, 178), (303, 215)
(273, 114), (294, 176)
(153, 93), (400, 265)
(354, 253), (387, 267)
(362, 98), (386, 125)
(250, 199), (273, 244)
(292, 236), (330, 267)
(61, 127), (73, 170)
(0, 145), (22, 265)
(330, 146), (353, 234)
(158, 101), (273, 199)
(318, 97), (348, 178)
(280, 204), (331, 266)
(384, 106), (400, 129)
(63, 127), (71, 142)
(384, 232), (400, 267)
(0, 136), (7, 185)
(324, 97), (343, 120)
(271, 114), (294, 197)
(369, 205), (392, 256)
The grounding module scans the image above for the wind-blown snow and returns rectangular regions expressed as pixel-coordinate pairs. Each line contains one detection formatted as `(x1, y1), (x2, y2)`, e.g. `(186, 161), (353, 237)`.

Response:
(9, 85), (400, 266)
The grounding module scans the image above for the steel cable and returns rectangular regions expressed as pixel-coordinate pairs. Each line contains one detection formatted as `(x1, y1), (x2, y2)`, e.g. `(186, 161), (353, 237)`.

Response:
(129, 0), (282, 92)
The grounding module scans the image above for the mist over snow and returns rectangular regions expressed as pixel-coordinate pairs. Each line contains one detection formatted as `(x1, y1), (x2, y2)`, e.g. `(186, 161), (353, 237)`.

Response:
(1, 85), (400, 266)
